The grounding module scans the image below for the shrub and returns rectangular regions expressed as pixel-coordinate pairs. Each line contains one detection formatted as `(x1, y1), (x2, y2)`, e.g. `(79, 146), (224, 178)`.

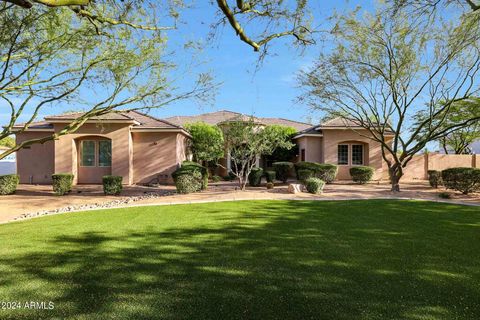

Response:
(427, 170), (442, 188)
(223, 172), (236, 181)
(350, 166), (375, 184)
(0, 174), (19, 195)
(272, 162), (293, 183)
(103, 175), (123, 195)
(264, 170), (276, 183)
(52, 173), (74, 196)
(248, 167), (263, 187)
(316, 164), (338, 184)
(177, 161), (208, 190)
(442, 167), (480, 194)
(297, 169), (315, 183)
(212, 175), (222, 183)
(294, 162), (338, 184)
(266, 182), (274, 189)
(173, 170), (203, 194)
(438, 192), (451, 199)
(305, 177), (325, 194)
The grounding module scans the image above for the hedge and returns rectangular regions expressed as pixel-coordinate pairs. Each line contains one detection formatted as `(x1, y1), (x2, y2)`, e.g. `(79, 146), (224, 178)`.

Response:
(103, 175), (123, 195)
(0, 174), (19, 195)
(305, 177), (325, 194)
(174, 170), (203, 194)
(174, 161), (208, 190)
(52, 173), (74, 196)
(272, 162), (293, 183)
(297, 169), (315, 183)
(264, 170), (276, 183)
(248, 167), (264, 187)
(349, 166), (375, 184)
(294, 162), (338, 184)
(427, 170), (442, 188)
(442, 167), (480, 194)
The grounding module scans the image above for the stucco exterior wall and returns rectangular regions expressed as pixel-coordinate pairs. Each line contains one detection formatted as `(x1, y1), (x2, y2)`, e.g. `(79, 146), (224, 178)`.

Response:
(54, 123), (133, 185)
(296, 136), (323, 163)
(16, 132), (55, 184)
(131, 132), (182, 184)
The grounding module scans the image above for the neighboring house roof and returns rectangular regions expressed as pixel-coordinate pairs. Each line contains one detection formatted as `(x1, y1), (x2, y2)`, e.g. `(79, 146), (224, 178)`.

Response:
(165, 110), (312, 131)
(11, 110), (189, 135)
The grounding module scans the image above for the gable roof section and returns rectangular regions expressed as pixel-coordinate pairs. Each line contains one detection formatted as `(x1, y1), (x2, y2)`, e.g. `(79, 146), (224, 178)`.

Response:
(165, 110), (311, 131)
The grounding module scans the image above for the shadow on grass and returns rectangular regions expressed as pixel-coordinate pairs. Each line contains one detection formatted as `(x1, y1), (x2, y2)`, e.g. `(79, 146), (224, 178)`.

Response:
(0, 200), (479, 320)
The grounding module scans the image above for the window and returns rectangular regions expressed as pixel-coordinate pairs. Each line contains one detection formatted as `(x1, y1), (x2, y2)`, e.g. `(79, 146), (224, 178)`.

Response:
(301, 149), (305, 162)
(98, 140), (112, 167)
(352, 145), (364, 165)
(81, 141), (96, 166)
(338, 145), (349, 165)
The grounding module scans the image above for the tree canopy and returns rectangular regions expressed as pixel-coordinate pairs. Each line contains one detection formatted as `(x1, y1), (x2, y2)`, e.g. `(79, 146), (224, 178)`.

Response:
(185, 122), (225, 164)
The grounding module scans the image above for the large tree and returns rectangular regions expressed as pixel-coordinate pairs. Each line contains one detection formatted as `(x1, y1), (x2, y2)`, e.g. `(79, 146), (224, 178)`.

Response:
(185, 122), (225, 165)
(299, 6), (480, 191)
(0, 2), (213, 160)
(222, 119), (294, 190)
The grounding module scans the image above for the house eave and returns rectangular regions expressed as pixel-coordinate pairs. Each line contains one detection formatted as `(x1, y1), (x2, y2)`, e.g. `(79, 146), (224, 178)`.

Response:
(130, 127), (192, 138)
(44, 119), (140, 125)
(293, 133), (323, 139)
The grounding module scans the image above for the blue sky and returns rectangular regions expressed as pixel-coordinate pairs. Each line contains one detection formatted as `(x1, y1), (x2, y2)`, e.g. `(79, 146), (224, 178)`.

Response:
(0, 0), (373, 127)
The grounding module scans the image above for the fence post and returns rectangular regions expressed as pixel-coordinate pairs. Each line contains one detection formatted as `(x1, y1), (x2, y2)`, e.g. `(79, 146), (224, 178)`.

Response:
(424, 152), (429, 179)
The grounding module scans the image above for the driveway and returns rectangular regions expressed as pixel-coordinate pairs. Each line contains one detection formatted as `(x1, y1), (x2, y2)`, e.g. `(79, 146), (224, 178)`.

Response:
(0, 181), (478, 224)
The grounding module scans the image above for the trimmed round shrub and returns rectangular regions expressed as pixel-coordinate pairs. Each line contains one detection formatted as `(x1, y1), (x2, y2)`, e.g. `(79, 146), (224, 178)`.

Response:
(266, 182), (274, 189)
(350, 166), (374, 184)
(316, 164), (338, 184)
(297, 169), (315, 183)
(272, 162), (293, 183)
(211, 175), (222, 183)
(173, 170), (203, 194)
(52, 173), (74, 196)
(264, 170), (276, 183)
(248, 167), (263, 187)
(176, 161), (208, 190)
(0, 174), (19, 195)
(442, 167), (480, 194)
(305, 177), (325, 194)
(103, 175), (123, 195)
(427, 170), (443, 188)
(294, 162), (319, 179)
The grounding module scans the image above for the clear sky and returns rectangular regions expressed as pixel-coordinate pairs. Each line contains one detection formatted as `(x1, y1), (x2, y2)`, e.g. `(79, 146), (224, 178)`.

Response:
(0, 1), (373, 127)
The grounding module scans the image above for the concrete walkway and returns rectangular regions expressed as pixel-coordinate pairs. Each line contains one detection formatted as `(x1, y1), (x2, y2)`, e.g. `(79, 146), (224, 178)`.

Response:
(1, 181), (478, 224)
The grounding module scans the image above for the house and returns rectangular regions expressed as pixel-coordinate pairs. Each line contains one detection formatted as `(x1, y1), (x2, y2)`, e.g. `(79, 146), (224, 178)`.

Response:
(12, 110), (392, 185)
(0, 146), (16, 175)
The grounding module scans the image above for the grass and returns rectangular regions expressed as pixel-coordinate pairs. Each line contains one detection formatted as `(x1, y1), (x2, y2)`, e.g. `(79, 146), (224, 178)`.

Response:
(0, 200), (479, 320)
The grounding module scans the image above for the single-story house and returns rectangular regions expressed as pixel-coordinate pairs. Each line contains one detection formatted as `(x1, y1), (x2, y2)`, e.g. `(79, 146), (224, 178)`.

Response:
(12, 110), (392, 184)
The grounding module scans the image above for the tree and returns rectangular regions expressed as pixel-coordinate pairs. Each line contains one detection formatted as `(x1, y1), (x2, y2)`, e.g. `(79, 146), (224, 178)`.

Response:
(435, 98), (480, 154)
(264, 125), (298, 162)
(0, 3), (213, 160)
(299, 6), (480, 192)
(222, 119), (294, 190)
(185, 122), (225, 165)
(0, 136), (14, 148)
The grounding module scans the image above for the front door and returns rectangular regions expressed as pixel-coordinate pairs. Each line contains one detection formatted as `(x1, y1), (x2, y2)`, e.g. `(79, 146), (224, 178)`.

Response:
(78, 139), (112, 184)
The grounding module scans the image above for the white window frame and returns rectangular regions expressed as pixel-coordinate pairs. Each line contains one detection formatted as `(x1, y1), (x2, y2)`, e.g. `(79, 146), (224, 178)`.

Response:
(351, 144), (364, 166)
(337, 144), (349, 166)
(98, 140), (112, 167)
(80, 140), (96, 167)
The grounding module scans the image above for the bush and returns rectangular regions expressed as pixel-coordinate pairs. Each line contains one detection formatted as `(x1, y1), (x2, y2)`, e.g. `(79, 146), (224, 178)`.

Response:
(427, 170), (443, 188)
(316, 164), (338, 184)
(297, 169), (315, 183)
(103, 175), (123, 195)
(264, 170), (276, 183)
(438, 192), (451, 199)
(173, 169), (203, 194)
(176, 161), (208, 190)
(305, 177), (325, 194)
(52, 173), (74, 196)
(0, 174), (19, 195)
(442, 167), (480, 194)
(272, 162), (293, 183)
(350, 166), (375, 184)
(266, 182), (274, 189)
(248, 167), (263, 187)
(295, 162), (338, 184)
(212, 175), (222, 183)
(223, 172), (236, 181)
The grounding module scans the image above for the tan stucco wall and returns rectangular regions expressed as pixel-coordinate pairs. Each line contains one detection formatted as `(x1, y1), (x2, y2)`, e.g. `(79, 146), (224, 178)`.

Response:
(296, 136), (323, 163)
(16, 132), (55, 184)
(54, 123), (133, 185)
(132, 132), (184, 184)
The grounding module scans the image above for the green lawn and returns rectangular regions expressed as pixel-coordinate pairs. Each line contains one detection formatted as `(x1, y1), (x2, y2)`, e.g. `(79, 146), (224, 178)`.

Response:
(0, 200), (479, 320)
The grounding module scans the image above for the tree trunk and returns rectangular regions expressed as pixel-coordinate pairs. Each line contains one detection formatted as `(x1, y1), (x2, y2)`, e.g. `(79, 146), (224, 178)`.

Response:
(388, 165), (403, 192)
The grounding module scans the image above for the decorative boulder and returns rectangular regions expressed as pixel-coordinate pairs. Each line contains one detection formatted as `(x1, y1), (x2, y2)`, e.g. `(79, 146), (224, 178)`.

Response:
(287, 183), (303, 194)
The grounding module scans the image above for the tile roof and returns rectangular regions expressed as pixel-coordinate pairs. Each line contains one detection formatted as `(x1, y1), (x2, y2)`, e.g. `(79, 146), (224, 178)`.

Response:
(165, 110), (311, 131)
